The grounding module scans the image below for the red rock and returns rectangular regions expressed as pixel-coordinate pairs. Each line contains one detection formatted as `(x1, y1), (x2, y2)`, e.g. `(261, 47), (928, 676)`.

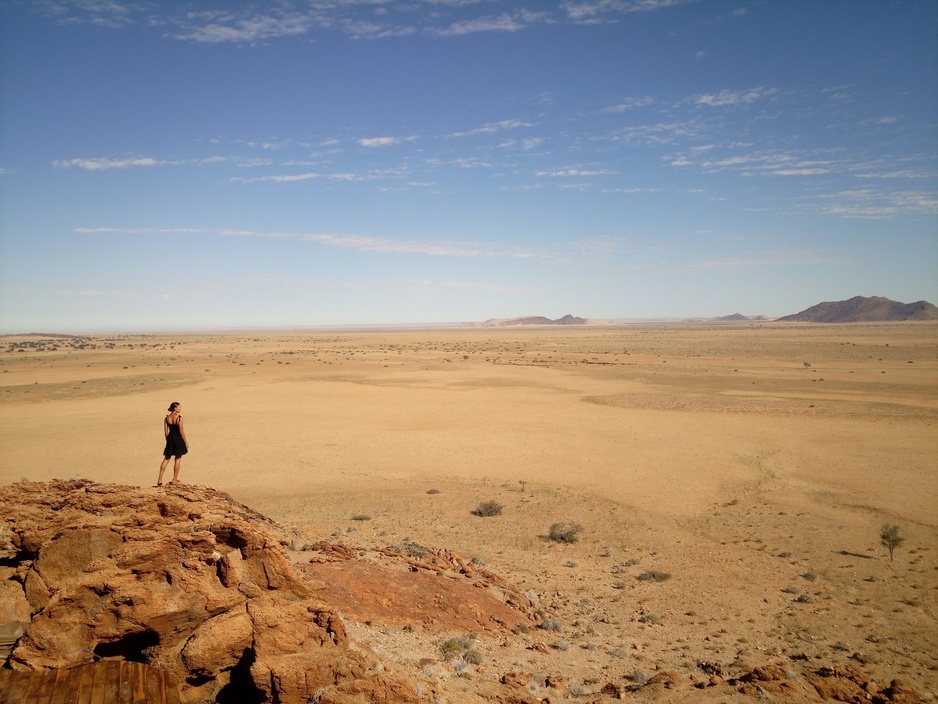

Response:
(0, 480), (413, 703)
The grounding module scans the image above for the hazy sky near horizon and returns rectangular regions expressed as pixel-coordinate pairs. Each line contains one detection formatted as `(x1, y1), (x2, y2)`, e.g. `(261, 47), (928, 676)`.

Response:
(1, 1), (936, 331)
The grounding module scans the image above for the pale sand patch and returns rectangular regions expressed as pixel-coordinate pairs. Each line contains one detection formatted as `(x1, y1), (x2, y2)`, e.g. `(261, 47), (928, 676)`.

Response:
(1, 324), (936, 697)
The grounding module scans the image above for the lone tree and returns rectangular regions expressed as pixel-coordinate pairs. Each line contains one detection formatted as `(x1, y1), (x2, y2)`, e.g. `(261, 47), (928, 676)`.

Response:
(879, 523), (904, 562)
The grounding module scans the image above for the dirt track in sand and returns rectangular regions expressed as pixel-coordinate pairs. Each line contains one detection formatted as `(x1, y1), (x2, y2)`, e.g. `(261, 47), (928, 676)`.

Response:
(1, 323), (936, 700)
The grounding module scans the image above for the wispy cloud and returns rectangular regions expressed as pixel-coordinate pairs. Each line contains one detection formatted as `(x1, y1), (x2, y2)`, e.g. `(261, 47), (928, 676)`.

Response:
(600, 96), (654, 112)
(74, 226), (554, 259)
(358, 135), (418, 147)
(229, 172), (320, 184)
(54, 156), (169, 170)
(536, 167), (614, 177)
(172, 10), (316, 44)
(563, 0), (687, 23)
(695, 86), (777, 107)
(450, 119), (534, 137)
(429, 12), (534, 37)
(816, 189), (938, 219)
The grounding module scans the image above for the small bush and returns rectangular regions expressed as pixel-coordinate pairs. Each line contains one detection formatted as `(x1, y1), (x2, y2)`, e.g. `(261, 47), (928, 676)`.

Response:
(351, 514), (371, 521)
(637, 570), (672, 582)
(395, 539), (429, 558)
(548, 522), (583, 544)
(638, 613), (661, 625)
(474, 500), (503, 517)
(426, 488), (441, 495)
(802, 571), (818, 582)
(539, 618), (561, 632)
(880, 523), (904, 561)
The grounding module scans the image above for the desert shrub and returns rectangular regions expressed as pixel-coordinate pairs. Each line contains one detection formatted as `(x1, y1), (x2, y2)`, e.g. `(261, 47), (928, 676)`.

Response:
(637, 570), (671, 582)
(638, 613), (661, 625)
(463, 649), (483, 665)
(880, 523), (904, 561)
(474, 500), (503, 517)
(628, 669), (650, 685)
(469, 555), (486, 566)
(426, 488), (441, 495)
(351, 514), (371, 521)
(539, 618), (561, 632)
(802, 571), (818, 582)
(794, 593), (815, 603)
(395, 539), (429, 558)
(440, 639), (462, 660)
(548, 522), (583, 544)
(440, 633), (477, 661)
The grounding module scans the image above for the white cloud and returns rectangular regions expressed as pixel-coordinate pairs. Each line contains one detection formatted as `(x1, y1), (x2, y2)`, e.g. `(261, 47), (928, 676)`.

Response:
(601, 96), (654, 112)
(563, 0), (686, 22)
(229, 172), (320, 184)
(536, 168), (614, 177)
(173, 11), (315, 43)
(695, 86), (777, 107)
(54, 156), (167, 170)
(430, 13), (527, 36)
(522, 138), (543, 150)
(817, 189), (938, 218)
(358, 135), (418, 147)
(450, 119), (534, 137)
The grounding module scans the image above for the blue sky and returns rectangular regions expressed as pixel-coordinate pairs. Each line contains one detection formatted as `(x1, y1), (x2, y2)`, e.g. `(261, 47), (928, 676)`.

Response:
(1, 1), (936, 331)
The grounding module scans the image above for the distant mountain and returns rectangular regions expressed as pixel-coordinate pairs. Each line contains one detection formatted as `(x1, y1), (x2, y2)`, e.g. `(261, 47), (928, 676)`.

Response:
(710, 313), (770, 322)
(480, 314), (587, 327)
(778, 296), (938, 323)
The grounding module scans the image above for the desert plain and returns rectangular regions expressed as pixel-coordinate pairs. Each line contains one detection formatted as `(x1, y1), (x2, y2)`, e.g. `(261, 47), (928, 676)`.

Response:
(1, 322), (936, 702)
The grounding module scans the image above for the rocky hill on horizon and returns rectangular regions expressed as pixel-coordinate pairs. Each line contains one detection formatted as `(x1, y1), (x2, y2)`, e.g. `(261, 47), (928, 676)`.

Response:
(778, 296), (938, 323)
(478, 314), (587, 327)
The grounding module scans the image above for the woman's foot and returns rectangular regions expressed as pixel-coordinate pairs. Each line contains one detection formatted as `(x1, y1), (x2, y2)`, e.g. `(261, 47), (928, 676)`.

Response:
(154, 482), (163, 487)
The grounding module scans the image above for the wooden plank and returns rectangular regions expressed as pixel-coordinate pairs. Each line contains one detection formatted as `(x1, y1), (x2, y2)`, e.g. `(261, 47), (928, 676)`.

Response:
(88, 663), (107, 704)
(161, 671), (181, 704)
(76, 664), (96, 704)
(34, 669), (57, 704)
(0, 662), (181, 704)
(44, 670), (71, 704)
(142, 665), (161, 704)
(56, 667), (85, 704)
(0, 668), (31, 704)
(22, 671), (46, 704)
(117, 662), (133, 703)
(103, 660), (122, 703)
(129, 662), (150, 704)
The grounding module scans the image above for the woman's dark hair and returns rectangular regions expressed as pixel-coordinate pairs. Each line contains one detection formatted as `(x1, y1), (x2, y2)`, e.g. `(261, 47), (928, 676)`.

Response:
(168, 402), (180, 412)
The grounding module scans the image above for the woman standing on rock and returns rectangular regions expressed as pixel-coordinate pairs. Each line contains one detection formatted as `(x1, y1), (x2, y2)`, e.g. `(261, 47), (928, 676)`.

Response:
(157, 402), (188, 486)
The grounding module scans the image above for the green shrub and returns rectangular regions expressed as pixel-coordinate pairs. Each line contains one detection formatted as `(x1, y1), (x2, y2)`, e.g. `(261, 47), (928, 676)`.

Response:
(880, 523), (904, 561)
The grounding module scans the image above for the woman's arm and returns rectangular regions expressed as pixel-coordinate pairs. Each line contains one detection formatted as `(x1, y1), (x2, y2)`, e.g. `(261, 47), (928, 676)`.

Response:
(164, 417), (170, 439)
(178, 417), (189, 447)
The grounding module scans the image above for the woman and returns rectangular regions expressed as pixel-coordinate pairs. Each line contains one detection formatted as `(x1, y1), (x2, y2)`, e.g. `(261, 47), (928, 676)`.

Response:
(157, 402), (189, 486)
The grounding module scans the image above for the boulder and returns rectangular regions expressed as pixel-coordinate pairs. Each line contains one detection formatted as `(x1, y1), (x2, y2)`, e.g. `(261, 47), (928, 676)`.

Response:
(0, 479), (415, 703)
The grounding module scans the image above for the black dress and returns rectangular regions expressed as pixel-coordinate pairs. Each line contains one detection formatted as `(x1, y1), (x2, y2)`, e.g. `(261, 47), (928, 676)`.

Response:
(163, 416), (188, 457)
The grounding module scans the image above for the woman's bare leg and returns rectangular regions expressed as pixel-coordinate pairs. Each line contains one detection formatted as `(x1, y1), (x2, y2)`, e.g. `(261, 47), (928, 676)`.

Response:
(157, 457), (170, 486)
(171, 457), (182, 484)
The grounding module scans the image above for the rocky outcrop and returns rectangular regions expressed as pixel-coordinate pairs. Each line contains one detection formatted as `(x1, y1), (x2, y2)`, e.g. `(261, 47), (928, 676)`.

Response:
(0, 479), (416, 703)
(778, 296), (938, 322)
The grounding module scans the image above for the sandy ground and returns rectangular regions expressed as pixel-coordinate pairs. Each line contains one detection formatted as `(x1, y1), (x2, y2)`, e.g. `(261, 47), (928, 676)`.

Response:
(1, 323), (936, 700)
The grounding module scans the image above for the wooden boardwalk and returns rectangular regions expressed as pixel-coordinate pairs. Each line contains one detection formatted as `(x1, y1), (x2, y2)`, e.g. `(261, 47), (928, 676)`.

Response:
(0, 660), (180, 704)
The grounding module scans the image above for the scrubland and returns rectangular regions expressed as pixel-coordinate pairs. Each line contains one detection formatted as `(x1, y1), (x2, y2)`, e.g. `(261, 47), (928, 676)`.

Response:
(1, 323), (935, 700)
